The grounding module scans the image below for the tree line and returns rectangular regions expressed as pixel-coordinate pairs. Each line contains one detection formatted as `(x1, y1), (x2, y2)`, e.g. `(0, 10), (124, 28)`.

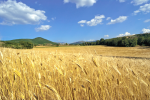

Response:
(80, 33), (150, 47)
(1, 41), (34, 49)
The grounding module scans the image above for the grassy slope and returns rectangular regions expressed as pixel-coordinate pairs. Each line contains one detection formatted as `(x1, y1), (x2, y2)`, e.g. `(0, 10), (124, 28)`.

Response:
(5, 37), (57, 45)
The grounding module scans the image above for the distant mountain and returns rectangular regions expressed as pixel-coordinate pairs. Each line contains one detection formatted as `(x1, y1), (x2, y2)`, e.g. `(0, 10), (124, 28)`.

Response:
(5, 37), (58, 45)
(70, 41), (86, 45)
(55, 42), (66, 44)
(70, 40), (97, 45)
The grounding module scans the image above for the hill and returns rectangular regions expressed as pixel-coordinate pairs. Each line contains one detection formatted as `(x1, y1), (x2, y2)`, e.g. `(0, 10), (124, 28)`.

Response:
(55, 42), (66, 45)
(70, 41), (85, 45)
(5, 37), (58, 45)
(70, 40), (97, 45)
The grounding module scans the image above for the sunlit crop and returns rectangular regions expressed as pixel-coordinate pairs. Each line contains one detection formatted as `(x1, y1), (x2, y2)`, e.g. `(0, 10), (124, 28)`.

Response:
(0, 46), (150, 100)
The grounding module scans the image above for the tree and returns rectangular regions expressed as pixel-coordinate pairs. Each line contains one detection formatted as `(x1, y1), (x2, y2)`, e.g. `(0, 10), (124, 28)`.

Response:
(147, 37), (150, 46)
(130, 38), (137, 47)
(144, 37), (150, 46)
(112, 39), (118, 46)
(96, 40), (100, 45)
(118, 40), (123, 46)
(100, 38), (105, 45)
(124, 39), (129, 47)
(26, 42), (33, 49)
(138, 37), (144, 45)
(34, 43), (38, 47)
(43, 43), (46, 46)
(93, 42), (96, 45)
(56, 44), (59, 47)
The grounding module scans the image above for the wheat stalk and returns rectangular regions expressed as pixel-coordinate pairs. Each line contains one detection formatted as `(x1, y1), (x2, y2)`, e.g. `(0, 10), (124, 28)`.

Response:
(14, 69), (21, 78)
(55, 65), (63, 75)
(45, 84), (62, 100)
(0, 51), (3, 60)
(76, 63), (87, 75)
(113, 66), (121, 75)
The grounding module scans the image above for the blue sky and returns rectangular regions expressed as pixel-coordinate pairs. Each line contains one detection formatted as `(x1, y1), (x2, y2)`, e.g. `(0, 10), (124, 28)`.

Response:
(0, 0), (150, 43)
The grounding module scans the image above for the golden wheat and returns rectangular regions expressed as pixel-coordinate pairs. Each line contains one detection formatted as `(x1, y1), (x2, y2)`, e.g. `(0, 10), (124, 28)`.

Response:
(0, 46), (150, 100)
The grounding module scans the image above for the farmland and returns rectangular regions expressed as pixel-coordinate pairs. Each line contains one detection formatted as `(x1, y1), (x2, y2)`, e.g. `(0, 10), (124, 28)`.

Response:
(34, 45), (150, 58)
(0, 46), (150, 100)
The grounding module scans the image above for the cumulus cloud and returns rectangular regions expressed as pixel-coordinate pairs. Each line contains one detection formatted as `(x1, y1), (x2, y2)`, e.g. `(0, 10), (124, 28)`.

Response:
(107, 16), (128, 25)
(118, 0), (126, 3)
(0, 0), (47, 25)
(131, 0), (149, 6)
(78, 15), (105, 27)
(142, 28), (150, 33)
(64, 0), (97, 8)
(104, 35), (109, 38)
(106, 17), (111, 20)
(87, 15), (105, 26)
(117, 32), (135, 37)
(35, 25), (51, 32)
(144, 19), (150, 22)
(133, 3), (150, 15)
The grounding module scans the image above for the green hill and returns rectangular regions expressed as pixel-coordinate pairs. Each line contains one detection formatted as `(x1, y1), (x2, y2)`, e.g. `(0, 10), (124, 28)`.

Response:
(5, 37), (58, 45)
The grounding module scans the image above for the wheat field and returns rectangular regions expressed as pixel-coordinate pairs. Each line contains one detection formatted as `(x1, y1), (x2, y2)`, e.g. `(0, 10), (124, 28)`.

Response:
(0, 46), (150, 100)
(34, 45), (150, 58)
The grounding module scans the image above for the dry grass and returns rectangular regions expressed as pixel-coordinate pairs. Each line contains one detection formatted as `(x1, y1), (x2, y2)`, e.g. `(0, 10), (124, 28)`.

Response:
(0, 46), (150, 100)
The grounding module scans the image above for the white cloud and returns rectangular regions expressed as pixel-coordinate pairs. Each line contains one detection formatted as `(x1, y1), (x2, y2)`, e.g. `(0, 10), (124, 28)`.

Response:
(64, 0), (97, 8)
(131, 0), (149, 6)
(144, 19), (150, 22)
(117, 32), (135, 37)
(106, 17), (111, 20)
(78, 15), (105, 27)
(35, 25), (51, 32)
(78, 20), (86, 27)
(0, 0), (47, 25)
(118, 34), (124, 37)
(133, 3), (150, 15)
(119, 0), (126, 3)
(107, 16), (128, 25)
(124, 32), (131, 36)
(87, 15), (105, 26)
(78, 20), (87, 24)
(142, 28), (150, 33)
(104, 35), (109, 38)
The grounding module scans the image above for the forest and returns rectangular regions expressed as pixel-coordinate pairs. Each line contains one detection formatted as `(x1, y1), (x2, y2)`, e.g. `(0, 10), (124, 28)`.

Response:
(80, 33), (150, 47)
